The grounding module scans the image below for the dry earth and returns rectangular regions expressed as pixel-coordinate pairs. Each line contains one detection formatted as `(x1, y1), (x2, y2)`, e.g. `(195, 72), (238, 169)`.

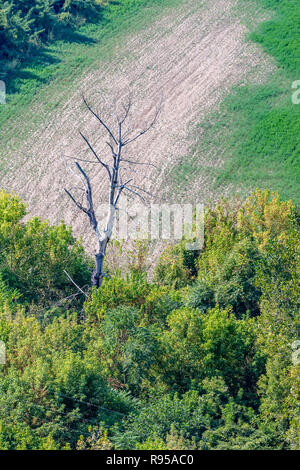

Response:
(1, 0), (273, 255)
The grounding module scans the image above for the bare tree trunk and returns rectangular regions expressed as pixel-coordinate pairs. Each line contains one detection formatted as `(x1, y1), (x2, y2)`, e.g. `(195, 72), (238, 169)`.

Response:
(64, 95), (160, 289)
(92, 205), (115, 287)
(92, 248), (105, 288)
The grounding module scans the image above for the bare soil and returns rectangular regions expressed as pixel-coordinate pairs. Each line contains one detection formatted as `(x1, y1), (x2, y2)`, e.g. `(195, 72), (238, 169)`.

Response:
(1, 0), (273, 254)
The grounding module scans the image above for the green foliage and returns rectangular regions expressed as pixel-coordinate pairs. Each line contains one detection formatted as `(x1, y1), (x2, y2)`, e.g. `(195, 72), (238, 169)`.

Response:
(140, 285), (183, 326)
(113, 386), (211, 449)
(1, 0), (297, 454)
(153, 241), (196, 289)
(93, 305), (158, 395)
(185, 190), (293, 317)
(0, 190), (298, 449)
(255, 214), (300, 449)
(136, 425), (197, 450)
(84, 272), (150, 322)
(0, 309), (134, 449)
(114, 376), (264, 449)
(76, 426), (113, 450)
(158, 306), (264, 403)
(213, 85), (300, 202)
(0, 191), (91, 306)
(199, 407), (282, 450)
(250, 0), (300, 75)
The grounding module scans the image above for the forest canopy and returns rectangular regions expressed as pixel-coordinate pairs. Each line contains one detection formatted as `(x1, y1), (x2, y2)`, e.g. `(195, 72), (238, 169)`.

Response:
(0, 189), (299, 450)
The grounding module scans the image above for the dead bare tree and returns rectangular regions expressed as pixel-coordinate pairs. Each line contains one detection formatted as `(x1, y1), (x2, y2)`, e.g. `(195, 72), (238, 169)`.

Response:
(64, 95), (160, 289)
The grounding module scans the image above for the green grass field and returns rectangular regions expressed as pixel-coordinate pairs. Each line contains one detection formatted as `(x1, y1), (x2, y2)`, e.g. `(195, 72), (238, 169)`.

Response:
(168, 0), (300, 204)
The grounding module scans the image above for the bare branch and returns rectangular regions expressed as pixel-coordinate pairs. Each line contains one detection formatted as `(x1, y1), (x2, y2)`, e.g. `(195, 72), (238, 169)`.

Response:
(123, 106), (160, 146)
(62, 154), (87, 188)
(68, 185), (86, 192)
(120, 158), (158, 168)
(63, 154), (99, 164)
(64, 270), (87, 298)
(64, 95), (160, 290)
(114, 177), (133, 206)
(64, 188), (89, 214)
(75, 162), (99, 231)
(123, 186), (148, 205)
(120, 94), (132, 124)
(121, 166), (138, 174)
(106, 141), (117, 159)
(75, 162), (91, 190)
(126, 184), (154, 197)
(82, 95), (118, 146)
(79, 131), (112, 180)
(54, 291), (82, 307)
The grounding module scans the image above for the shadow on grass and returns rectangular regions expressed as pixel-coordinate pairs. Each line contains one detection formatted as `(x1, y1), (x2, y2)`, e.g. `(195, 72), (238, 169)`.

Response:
(0, 23), (99, 98)
(1, 51), (59, 97)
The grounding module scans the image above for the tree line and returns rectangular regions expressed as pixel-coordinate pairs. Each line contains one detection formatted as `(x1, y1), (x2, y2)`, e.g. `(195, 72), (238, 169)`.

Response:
(0, 189), (299, 449)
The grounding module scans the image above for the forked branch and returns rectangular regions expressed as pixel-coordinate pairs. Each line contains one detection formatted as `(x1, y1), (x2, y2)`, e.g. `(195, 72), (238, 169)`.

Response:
(64, 94), (161, 288)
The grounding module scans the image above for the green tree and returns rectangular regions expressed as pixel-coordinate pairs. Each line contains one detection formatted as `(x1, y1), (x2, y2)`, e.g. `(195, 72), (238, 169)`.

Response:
(0, 191), (91, 306)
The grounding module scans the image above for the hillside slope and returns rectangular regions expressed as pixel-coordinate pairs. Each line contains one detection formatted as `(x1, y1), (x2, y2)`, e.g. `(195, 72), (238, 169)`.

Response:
(0, 0), (272, 250)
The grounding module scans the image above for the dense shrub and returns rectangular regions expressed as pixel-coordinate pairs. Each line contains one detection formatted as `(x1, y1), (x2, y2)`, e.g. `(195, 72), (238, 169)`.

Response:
(0, 189), (298, 449)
